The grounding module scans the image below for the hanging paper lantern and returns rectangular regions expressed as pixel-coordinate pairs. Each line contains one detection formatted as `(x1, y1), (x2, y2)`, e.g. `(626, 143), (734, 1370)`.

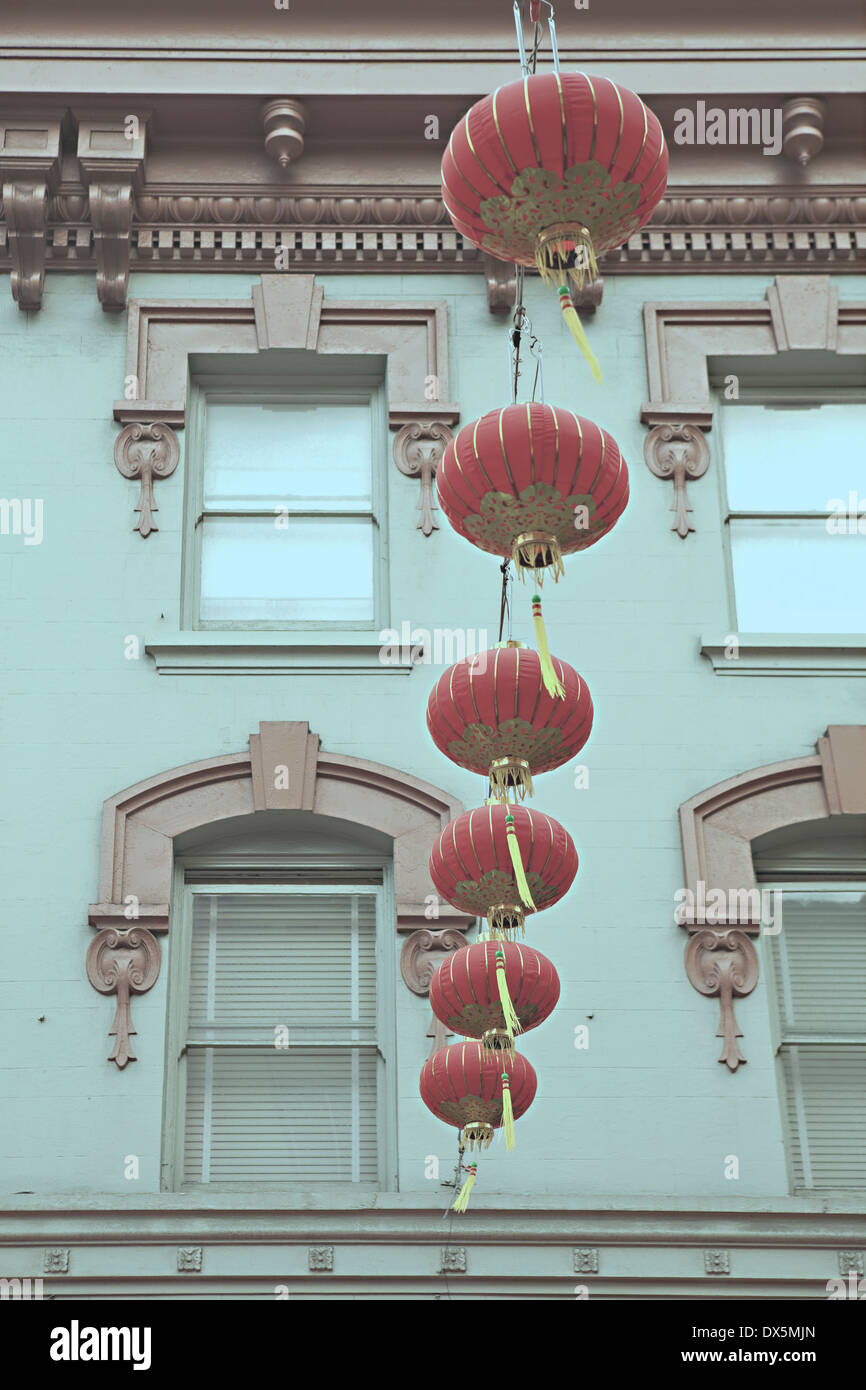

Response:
(420, 1040), (537, 1151)
(441, 72), (667, 376)
(426, 640), (592, 800)
(429, 801), (578, 938)
(430, 939), (560, 1059)
(437, 401), (628, 585)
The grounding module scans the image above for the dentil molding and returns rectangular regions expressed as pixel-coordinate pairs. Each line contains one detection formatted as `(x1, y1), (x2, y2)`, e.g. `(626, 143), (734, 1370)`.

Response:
(1, 186), (864, 310)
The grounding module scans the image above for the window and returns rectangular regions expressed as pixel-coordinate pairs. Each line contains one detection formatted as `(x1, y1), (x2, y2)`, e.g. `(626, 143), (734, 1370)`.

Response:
(757, 824), (866, 1191)
(184, 378), (387, 629)
(719, 396), (866, 633)
(166, 867), (394, 1189)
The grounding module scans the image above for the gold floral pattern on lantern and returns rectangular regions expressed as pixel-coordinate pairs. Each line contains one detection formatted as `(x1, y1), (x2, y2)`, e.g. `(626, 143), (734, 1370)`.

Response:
(444, 718), (567, 776)
(439, 1095), (503, 1128)
(452, 868), (555, 914)
(462, 483), (608, 557)
(479, 162), (644, 264)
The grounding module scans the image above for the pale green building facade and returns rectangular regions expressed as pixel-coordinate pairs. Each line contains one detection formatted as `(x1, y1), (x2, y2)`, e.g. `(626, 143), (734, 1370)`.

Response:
(1, 0), (864, 1298)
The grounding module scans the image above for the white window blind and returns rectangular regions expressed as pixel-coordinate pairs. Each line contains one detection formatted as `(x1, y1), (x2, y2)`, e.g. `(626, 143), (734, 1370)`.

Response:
(764, 889), (866, 1190)
(182, 890), (379, 1184)
(198, 396), (377, 624)
(721, 401), (866, 633)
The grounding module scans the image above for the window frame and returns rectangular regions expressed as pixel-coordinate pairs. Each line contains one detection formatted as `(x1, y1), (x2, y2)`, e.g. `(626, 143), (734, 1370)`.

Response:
(758, 872), (866, 1195)
(181, 373), (389, 633)
(161, 855), (398, 1195)
(713, 384), (866, 634)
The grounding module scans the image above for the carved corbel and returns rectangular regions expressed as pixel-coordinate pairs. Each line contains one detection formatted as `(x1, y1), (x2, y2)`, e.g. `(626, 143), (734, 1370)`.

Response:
(392, 421), (454, 537)
(401, 926), (470, 1056)
(483, 253), (518, 315)
(0, 115), (63, 310)
(114, 421), (180, 536)
(86, 926), (162, 1069)
(644, 421), (710, 538)
(76, 113), (148, 311)
(684, 929), (759, 1072)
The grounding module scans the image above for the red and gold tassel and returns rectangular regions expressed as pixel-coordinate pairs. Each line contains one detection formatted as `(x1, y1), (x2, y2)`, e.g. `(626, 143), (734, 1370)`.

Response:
(504, 813), (536, 910)
(495, 948), (522, 1040)
(453, 1162), (478, 1213)
(501, 1071), (516, 1150)
(531, 593), (565, 699)
(557, 285), (602, 384)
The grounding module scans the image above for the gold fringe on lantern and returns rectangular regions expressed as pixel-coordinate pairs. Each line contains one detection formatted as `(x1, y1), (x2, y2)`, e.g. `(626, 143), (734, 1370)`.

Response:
(535, 222), (598, 292)
(453, 1162), (478, 1213)
(461, 1121), (494, 1152)
(489, 756), (533, 803)
(481, 1026), (516, 1064)
(531, 594), (566, 700)
(512, 531), (564, 585)
(501, 1071), (516, 1150)
(485, 903), (526, 939)
(494, 949), (522, 1039)
(504, 813), (536, 910)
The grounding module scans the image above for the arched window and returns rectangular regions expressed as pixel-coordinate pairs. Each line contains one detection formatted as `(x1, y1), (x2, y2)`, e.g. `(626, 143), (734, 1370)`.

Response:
(166, 811), (395, 1189)
(85, 722), (475, 1191)
(677, 726), (866, 1192)
(753, 816), (866, 1193)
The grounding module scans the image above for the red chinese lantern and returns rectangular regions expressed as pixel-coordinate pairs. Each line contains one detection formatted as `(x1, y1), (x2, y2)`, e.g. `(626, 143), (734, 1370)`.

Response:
(437, 401), (627, 690)
(441, 72), (667, 377)
(430, 939), (560, 1059)
(420, 1040), (537, 1152)
(429, 801), (578, 938)
(426, 640), (592, 799)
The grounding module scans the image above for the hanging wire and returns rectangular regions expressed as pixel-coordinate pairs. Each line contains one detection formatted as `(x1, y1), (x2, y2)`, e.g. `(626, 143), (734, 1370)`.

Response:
(512, 1), (530, 75)
(498, 558), (512, 642)
(542, 1), (561, 72)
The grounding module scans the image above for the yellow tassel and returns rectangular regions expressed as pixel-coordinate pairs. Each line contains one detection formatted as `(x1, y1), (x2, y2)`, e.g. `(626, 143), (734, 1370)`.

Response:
(495, 949), (522, 1039)
(531, 594), (565, 700)
(558, 286), (602, 384)
(453, 1162), (477, 1212)
(504, 813), (536, 910)
(501, 1072), (515, 1150)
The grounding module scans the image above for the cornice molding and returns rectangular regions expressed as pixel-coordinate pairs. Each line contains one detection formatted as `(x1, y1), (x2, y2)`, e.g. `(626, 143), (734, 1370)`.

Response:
(2, 187), (864, 297)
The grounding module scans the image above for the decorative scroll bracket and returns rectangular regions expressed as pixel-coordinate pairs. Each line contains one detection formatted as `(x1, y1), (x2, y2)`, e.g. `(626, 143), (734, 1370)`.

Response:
(0, 113), (63, 310)
(86, 926), (162, 1069)
(481, 253), (603, 317)
(401, 926), (472, 1056)
(114, 421), (180, 536)
(644, 421), (711, 538)
(77, 113), (149, 311)
(684, 929), (759, 1072)
(392, 421), (454, 537)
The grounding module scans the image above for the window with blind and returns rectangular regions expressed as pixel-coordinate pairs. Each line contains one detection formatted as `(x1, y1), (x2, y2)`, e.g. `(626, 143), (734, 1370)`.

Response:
(183, 378), (387, 629)
(173, 884), (386, 1187)
(718, 396), (866, 633)
(760, 885), (866, 1191)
